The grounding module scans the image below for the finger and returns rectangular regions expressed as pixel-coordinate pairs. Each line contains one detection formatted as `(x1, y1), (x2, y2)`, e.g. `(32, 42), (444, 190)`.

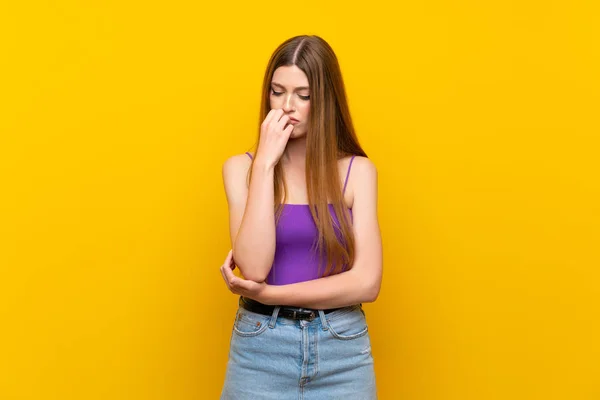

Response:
(282, 122), (295, 137)
(223, 249), (233, 265)
(275, 114), (292, 131)
(222, 263), (236, 285)
(220, 265), (232, 290)
(219, 265), (228, 287)
(222, 251), (234, 272)
(234, 278), (252, 291)
(276, 113), (290, 125)
(228, 249), (235, 268)
(273, 108), (284, 118)
(272, 108), (285, 123)
(226, 252), (236, 270)
(264, 108), (282, 126)
(224, 267), (246, 292)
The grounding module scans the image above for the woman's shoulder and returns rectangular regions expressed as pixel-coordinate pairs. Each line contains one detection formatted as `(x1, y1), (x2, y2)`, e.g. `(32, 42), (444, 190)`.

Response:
(339, 155), (377, 175)
(222, 152), (254, 190)
(339, 155), (377, 208)
(352, 155), (376, 172)
(223, 152), (253, 172)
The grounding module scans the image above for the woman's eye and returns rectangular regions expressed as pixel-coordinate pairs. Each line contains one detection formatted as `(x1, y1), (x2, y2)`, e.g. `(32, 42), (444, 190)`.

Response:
(270, 88), (309, 100)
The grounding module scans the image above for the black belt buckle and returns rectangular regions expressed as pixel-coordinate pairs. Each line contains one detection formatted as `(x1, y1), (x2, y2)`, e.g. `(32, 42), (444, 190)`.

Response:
(285, 307), (316, 321)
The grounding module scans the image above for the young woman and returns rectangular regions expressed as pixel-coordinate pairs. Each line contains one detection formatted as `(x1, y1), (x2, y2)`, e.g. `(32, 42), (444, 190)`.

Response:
(219, 35), (383, 399)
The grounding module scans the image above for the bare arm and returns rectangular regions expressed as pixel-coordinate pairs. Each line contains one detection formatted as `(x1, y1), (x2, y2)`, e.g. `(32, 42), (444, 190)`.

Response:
(222, 154), (278, 282)
(260, 157), (383, 309)
(223, 110), (293, 281)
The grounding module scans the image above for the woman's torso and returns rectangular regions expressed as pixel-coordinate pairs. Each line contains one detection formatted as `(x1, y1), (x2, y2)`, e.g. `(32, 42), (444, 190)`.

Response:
(245, 152), (356, 285)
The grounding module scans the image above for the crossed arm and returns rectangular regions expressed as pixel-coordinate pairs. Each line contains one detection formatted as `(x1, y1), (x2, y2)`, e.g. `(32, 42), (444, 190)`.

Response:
(220, 154), (382, 310)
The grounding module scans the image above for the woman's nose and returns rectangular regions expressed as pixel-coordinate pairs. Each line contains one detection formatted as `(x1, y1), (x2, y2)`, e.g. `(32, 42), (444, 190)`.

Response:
(282, 94), (295, 111)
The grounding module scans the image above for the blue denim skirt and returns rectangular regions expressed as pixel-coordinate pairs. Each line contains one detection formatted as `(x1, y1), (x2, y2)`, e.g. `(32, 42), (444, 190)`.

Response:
(220, 300), (377, 399)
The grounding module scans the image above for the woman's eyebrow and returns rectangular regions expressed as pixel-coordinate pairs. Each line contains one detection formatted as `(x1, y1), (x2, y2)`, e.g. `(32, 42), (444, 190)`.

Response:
(271, 82), (310, 91)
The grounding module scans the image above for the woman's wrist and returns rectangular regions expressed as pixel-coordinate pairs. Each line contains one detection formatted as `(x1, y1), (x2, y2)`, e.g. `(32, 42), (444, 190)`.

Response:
(259, 284), (280, 305)
(252, 155), (277, 172)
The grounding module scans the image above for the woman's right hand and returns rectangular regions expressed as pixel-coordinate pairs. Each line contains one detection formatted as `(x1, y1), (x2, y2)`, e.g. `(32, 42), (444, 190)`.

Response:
(254, 108), (294, 168)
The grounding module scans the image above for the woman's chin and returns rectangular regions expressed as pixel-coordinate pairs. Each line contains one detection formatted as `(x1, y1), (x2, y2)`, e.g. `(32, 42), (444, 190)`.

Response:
(289, 129), (306, 140)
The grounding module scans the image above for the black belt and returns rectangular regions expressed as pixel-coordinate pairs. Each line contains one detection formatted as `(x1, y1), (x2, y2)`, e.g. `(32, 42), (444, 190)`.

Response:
(239, 296), (346, 321)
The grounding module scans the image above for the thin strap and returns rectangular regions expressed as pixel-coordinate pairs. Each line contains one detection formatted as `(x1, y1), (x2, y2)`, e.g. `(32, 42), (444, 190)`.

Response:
(342, 155), (356, 195)
(245, 151), (253, 160)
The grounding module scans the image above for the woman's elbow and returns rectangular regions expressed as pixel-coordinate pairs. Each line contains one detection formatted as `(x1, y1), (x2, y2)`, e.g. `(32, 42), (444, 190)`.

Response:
(240, 267), (269, 283)
(364, 287), (380, 303)
(363, 278), (382, 303)
(231, 249), (270, 282)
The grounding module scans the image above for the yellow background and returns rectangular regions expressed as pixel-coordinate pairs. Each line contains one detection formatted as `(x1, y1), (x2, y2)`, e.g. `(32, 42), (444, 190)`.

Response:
(1, 1), (599, 399)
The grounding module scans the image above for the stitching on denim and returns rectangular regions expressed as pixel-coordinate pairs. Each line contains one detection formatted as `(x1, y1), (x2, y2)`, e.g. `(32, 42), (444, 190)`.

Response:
(328, 325), (369, 340)
(233, 320), (270, 337)
(233, 312), (271, 337)
(325, 304), (361, 323)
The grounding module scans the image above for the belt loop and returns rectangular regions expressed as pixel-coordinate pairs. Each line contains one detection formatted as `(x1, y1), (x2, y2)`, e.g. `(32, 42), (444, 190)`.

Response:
(318, 310), (329, 331)
(269, 306), (280, 328)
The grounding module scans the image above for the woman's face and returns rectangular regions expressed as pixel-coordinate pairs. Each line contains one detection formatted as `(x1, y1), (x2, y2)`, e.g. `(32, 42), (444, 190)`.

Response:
(269, 65), (311, 139)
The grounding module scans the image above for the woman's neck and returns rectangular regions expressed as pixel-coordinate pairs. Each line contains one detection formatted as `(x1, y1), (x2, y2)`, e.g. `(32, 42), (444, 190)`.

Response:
(281, 136), (307, 166)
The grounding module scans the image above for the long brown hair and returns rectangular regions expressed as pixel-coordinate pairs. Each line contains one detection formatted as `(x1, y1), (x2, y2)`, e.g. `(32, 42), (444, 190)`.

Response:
(249, 35), (367, 278)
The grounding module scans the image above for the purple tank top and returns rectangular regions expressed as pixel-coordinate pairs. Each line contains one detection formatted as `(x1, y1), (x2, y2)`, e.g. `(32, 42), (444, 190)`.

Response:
(245, 152), (355, 285)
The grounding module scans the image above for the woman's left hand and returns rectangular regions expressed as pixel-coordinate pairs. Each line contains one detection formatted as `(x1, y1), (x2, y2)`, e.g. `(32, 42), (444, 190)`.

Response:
(219, 249), (270, 302)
